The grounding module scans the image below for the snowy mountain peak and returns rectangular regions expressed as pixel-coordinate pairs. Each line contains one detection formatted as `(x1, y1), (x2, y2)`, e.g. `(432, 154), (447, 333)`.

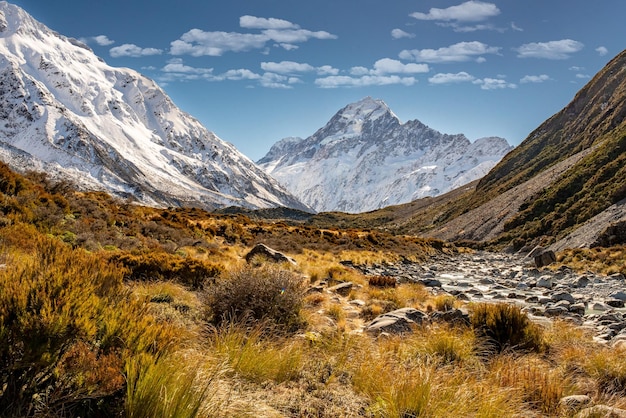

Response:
(0, 2), (309, 211)
(259, 99), (513, 213)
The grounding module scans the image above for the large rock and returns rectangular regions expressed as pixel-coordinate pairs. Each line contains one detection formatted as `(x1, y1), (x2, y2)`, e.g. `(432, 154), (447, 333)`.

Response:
(245, 243), (296, 265)
(535, 250), (556, 268)
(365, 308), (427, 335)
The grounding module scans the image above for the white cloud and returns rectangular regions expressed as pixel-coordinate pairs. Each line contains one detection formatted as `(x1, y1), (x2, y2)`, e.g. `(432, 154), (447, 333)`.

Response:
(350, 66), (370, 76)
(372, 58), (429, 75)
(216, 69), (261, 81)
(259, 72), (293, 89)
(410, 1), (500, 22)
(261, 61), (315, 74)
(260, 61), (339, 76)
(162, 58), (213, 75)
(170, 30), (267, 56)
(399, 41), (500, 63)
(474, 77), (517, 90)
(278, 43), (299, 51)
(315, 75), (417, 88)
(348, 59), (429, 78)
(317, 65), (339, 76)
(391, 28), (415, 39)
(515, 39), (584, 59)
(596, 46), (608, 56)
(262, 28), (336, 44)
(110, 44), (163, 58)
(79, 35), (115, 46)
(428, 72), (475, 84)
(239, 15), (298, 30)
(520, 74), (550, 83)
(569, 66), (584, 71)
(576, 73), (590, 79)
(170, 18), (337, 57)
(511, 22), (523, 32)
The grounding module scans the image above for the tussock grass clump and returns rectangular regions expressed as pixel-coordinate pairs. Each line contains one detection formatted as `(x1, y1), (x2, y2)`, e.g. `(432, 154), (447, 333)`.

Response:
(125, 351), (223, 418)
(209, 323), (303, 384)
(469, 302), (545, 353)
(204, 264), (306, 331)
(108, 251), (223, 289)
(367, 275), (397, 288)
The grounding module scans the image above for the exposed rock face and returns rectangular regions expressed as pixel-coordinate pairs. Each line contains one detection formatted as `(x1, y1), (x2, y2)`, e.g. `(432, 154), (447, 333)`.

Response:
(259, 97), (511, 213)
(0, 2), (308, 211)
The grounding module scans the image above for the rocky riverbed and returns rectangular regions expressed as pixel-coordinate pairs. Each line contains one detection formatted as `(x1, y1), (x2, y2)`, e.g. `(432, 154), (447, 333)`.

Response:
(345, 251), (626, 345)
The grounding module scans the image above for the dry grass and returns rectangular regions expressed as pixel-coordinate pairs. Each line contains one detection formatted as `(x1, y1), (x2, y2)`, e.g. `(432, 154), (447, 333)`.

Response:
(557, 246), (626, 275)
(3, 163), (626, 416)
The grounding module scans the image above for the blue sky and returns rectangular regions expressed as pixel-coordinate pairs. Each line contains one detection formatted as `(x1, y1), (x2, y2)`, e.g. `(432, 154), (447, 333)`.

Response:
(12, 1), (625, 160)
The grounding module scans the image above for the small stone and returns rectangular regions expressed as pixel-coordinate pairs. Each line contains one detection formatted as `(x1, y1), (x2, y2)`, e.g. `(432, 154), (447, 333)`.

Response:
(327, 282), (353, 296)
(610, 291), (626, 301)
(569, 303), (586, 315)
(559, 395), (591, 413)
(606, 299), (625, 308)
(575, 276), (590, 288)
(575, 405), (626, 418)
(544, 306), (569, 317)
(537, 276), (554, 289)
(552, 291), (576, 303)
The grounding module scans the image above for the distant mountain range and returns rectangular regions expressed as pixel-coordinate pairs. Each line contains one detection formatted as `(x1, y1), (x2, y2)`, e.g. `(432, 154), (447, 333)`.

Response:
(0, 2), (309, 211)
(304, 50), (626, 250)
(258, 97), (512, 213)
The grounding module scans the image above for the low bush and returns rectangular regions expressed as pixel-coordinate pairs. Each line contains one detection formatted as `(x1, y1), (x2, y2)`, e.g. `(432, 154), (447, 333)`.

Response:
(367, 275), (397, 288)
(203, 264), (306, 331)
(469, 303), (545, 353)
(108, 251), (223, 289)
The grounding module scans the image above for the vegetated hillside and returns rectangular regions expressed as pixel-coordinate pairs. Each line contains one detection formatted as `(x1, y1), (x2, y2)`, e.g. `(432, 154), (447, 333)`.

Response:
(315, 49), (626, 250)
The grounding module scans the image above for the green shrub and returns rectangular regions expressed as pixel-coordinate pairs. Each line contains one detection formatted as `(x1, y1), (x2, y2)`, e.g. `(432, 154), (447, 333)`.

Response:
(469, 303), (544, 353)
(204, 264), (306, 331)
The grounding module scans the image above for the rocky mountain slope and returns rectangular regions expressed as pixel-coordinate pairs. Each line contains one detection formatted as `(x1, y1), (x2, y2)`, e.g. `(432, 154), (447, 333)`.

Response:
(313, 50), (626, 250)
(258, 97), (512, 213)
(0, 2), (308, 211)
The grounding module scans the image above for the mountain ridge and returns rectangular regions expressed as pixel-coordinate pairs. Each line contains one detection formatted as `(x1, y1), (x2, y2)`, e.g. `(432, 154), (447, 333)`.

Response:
(259, 96), (512, 213)
(0, 1), (310, 212)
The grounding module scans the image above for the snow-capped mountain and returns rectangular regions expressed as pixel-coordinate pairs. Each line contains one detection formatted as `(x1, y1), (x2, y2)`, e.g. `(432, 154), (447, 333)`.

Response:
(258, 97), (512, 213)
(0, 2), (309, 211)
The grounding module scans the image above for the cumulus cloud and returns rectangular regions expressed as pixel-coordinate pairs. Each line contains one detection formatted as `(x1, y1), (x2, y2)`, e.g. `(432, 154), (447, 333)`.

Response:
(410, 1), (500, 22)
(162, 58), (213, 75)
(428, 72), (475, 84)
(474, 77), (517, 90)
(259, 72), (295, 89)
(239, 15), (298, 30)
(315, 75), (417, 88)
(520, 74), (550, 83)
(391, 29), (415, 39)
(79, 35), (115, 46)
(110, 44), (163, 58)
(215, 69), (261, 81)
(515, 39), (584, 59)
(596, 46), (608, 56)
(261, 61), (315, 74)
(260, 61), (339, 76)
(399, 41), (500, 63)
(171, 16), (336, 57)
(372, 58), (429, 75)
